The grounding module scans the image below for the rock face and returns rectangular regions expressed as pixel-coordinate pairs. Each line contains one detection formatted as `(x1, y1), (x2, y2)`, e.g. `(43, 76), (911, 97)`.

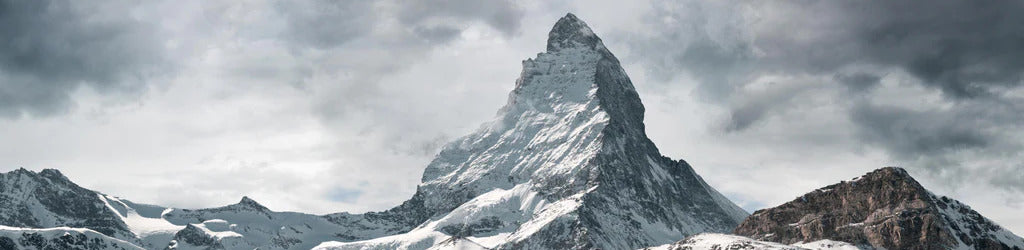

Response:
(0, 168), (136, 241)
(734, 167), (1024, 250)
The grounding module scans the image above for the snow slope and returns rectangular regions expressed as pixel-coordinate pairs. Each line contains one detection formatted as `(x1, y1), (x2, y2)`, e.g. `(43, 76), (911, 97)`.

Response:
(930, 192), (1024, 249)
(642, 233), (860, 250)
(0, 226), (144, 250)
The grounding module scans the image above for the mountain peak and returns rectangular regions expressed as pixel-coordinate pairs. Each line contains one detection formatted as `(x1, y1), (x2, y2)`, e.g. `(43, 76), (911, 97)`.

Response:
(736, 167), (1024, 249)
(2, 168), (71, 183)
(547, 13), (605, 53)
(840, 166), (924, 194)
(237, 196), (267, 210)
(7, 167), (31, 176)
(401, 13), (747, 249)
(861, 166), (911, 179)
(39, 168), (68, 180)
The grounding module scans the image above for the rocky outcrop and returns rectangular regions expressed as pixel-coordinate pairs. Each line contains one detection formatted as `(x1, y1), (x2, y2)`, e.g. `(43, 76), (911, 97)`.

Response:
(0, 168), (135, 241)
(734, 167), (1024, 250)
(166, 224), (225, 250)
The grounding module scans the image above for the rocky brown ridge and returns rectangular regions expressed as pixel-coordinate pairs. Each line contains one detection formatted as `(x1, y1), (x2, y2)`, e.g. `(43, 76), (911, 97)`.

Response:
(734, 167), (1024, 250)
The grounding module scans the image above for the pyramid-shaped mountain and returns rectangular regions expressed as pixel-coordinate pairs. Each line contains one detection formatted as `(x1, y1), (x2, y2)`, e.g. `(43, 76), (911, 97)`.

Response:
(318, 12), (747, 249)
(734, 167), (1024, 250)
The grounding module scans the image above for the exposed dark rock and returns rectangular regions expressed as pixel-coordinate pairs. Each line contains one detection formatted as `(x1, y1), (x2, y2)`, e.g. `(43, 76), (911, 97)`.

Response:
(168, 224), (224, 250)
(0, 228), (141, 250)
(734, 167), (1024, 250)
(0, 168), (133, 240)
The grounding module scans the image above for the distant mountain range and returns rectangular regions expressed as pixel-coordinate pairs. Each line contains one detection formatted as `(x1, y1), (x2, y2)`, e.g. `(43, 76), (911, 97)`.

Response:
(1, 13), (1021, 250)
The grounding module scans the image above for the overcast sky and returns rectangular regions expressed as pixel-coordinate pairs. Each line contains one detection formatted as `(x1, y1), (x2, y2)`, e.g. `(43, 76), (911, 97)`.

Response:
(2, 0), (1023, 234)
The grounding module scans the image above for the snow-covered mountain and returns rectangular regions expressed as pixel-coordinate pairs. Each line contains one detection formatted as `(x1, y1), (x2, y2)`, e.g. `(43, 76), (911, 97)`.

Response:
(0, 168), (138, 243)
(317, 13), (748, 249)
(0, 168), (393, 249)
(734, 167), (1024, 250)
(0, 13), (748, 250)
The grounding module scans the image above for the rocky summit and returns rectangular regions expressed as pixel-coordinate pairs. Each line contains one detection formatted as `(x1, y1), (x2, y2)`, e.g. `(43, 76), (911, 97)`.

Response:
(734, 167), (1024, 250)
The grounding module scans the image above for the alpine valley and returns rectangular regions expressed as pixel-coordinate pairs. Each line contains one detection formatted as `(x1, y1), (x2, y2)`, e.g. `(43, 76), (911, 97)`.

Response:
(1, 14), (1022, 250)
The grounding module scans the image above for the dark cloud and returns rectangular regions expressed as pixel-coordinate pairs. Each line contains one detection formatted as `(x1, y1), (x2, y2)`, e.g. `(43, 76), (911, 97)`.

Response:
(0, 0), (525, 120)
(626, 0), (755, 99)
(624, 0), (1024, 194)
(834, 73), (881, 93)
(278, 0), (523, 49)
(849, 102), (993, 159)
(724, 82), (812, 132)
(630, 0), (1024, 104)
(849, 1), (1024, 99)
(397, 0), (523, 38)
(277, 0), (375, 49)
(754, 0), (1024, 99)
(631, 0), (1024, 141)
(847, 97), (1024, 193)
(988, 164), (1024, 194)
(0, 0), (169, 118)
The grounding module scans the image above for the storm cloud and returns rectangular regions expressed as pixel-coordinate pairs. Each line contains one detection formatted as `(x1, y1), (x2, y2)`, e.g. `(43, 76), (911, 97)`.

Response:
(0, 0), (169, 118)
(620, 0), (1024, 187)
